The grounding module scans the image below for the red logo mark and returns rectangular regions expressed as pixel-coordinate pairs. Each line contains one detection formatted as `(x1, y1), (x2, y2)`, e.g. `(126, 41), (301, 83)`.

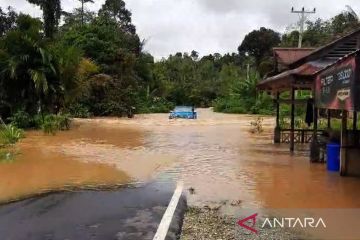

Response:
(237, 213), (258, 234)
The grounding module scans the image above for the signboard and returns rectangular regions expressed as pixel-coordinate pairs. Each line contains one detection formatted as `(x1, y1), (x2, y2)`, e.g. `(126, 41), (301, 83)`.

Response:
(315, 55), (359, 111)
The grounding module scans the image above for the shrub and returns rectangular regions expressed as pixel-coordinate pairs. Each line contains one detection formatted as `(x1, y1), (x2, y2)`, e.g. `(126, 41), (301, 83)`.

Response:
(41, 114), (72, 135)
(33, 114), (44, 129)
(0, 148), (18, 163)
(222, 106), (247, 114)
(250, 117), (264, 134)
(0, 124), (24, 145)
(68, 103), (91, 118)
(137, 97), (174, 114)
(57, 114), (71, 130)
(8, 110), (33, 128)
(250, 96), (273, 115)
(213, 97), (247, 114)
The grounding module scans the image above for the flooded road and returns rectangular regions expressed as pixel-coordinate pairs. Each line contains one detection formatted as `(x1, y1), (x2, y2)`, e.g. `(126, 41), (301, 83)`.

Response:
(1, 108), (360, 208)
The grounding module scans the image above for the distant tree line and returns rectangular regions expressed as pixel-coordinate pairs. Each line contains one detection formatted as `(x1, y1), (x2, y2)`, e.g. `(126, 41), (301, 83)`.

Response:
(0, 1), (359, 122)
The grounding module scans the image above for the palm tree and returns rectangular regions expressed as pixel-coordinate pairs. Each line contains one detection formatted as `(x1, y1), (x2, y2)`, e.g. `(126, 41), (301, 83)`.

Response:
(1, 15), (56, 116)
(78, 0), (94, 26)
(27, 0), (61, 38)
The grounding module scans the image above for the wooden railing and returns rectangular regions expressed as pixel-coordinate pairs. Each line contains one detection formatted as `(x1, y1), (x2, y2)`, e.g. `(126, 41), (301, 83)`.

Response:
(280, 129), (324, 144)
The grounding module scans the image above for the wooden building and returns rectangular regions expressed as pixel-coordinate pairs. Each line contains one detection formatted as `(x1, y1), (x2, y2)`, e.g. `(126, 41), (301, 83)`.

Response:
(313, 50), (360, 176)
(257, 29), (360, 176)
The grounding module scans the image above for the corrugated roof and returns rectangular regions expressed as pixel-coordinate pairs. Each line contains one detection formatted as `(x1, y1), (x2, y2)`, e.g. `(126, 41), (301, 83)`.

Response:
(257, 59), (335, 90)
(257, 28), (360, 91)
(290, 28), (360, 67)
(273, 48), (315, 66)
(313, 49), (360, 76)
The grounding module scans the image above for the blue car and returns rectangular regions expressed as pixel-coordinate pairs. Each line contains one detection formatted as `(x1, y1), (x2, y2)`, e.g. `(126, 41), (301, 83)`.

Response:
(169, 106), (197, 119)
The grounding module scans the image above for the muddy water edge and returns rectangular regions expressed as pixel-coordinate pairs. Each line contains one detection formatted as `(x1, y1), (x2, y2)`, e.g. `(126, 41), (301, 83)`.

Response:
(1, 108), (360, 210)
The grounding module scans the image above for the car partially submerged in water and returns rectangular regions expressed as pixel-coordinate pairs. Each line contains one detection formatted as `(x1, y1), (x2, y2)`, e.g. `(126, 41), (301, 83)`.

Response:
(169, 106), (197, 119)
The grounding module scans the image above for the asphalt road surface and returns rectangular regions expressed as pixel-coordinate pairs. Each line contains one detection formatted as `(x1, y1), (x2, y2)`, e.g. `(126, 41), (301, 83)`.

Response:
(0, 181), (186, 240)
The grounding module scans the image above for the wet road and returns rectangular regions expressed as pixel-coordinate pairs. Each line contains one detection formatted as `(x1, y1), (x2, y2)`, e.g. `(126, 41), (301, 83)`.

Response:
(0, 181), (186, 240)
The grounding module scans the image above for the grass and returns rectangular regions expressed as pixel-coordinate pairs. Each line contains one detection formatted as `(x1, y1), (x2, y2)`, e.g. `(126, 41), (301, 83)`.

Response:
(41, 114), (71, 135)
(0, 124), (24, 145)
(0, 148), (19, 163)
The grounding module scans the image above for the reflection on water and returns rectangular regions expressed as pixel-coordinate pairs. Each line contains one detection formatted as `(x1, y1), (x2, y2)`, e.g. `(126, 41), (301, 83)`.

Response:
(1, 109), (360, 209)
(0, 124), (142, 203)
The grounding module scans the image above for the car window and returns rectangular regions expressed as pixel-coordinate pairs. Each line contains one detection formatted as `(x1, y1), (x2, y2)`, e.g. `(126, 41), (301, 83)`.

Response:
(174, 106), (192, 112)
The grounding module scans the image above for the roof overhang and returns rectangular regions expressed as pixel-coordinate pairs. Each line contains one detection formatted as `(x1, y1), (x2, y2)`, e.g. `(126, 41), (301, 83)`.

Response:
(257, 60), (334, 92)
(273, 47), (315, 67)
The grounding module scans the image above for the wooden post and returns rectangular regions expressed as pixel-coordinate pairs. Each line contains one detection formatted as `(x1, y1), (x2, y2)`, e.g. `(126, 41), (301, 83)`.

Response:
(276, 92), (280, 127)
(353, 111), (357, 131)
(353, 111), (358, 146)
(310, 106), (320, 162)
(290, 88), (295, 152)
(314, 107), (318, 139)
(327, 109), (331, 129)
(340, 110), (348, 176)
(274, 92), (281, 143)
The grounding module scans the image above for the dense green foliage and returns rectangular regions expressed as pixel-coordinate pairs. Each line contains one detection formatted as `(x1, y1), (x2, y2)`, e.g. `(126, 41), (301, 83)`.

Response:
(27, 0), (61, 38)
(238, 27), (281, 67)
(41, 114), (71, 135)
(0, 2), (359, 126)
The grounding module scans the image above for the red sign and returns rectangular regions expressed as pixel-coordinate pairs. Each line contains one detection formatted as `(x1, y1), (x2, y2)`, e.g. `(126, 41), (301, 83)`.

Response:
(315, 55), (359, 111)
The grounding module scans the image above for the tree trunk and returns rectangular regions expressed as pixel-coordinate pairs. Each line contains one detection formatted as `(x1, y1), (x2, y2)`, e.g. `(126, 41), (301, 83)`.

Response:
(81, 0), (84, 26)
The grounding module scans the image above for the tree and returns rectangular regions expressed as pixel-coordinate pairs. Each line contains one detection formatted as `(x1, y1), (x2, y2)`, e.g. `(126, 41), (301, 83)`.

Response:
(61, 8), (95, 31)
(78, 0), (94, 26)
(281, 30), (299, 47)
(238, 27), (280, 66)
(0, 13), (88, 118)
(331, 12), (359, 36)
(58, 12), (145, 116)
(99, 0), (136, 34)
(27, 0), (61, 38)
(190, 50), (199, 61)
(301, 18), (331, 47)
(0, 15), (56, 115)
(0, 7), (18, 36)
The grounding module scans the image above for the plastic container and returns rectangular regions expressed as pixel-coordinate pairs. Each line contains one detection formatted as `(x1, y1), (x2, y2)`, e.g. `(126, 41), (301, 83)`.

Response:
(326, 143), (341, 172)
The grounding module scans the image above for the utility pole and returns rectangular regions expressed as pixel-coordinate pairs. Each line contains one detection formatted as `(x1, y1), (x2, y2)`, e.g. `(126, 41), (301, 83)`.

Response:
(291, 7), (316, 48)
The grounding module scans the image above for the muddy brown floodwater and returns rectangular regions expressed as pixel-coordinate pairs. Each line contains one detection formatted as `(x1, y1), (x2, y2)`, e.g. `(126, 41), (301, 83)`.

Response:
(1, 108), (360, 209)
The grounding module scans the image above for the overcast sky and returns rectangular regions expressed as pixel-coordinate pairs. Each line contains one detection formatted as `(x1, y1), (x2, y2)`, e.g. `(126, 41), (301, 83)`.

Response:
(1, 0), (360, 58)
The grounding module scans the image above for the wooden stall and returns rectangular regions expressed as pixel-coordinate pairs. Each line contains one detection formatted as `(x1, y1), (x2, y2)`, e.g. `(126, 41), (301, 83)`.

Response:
(314, 51), (360, 176)
(257, 28), (360, 164)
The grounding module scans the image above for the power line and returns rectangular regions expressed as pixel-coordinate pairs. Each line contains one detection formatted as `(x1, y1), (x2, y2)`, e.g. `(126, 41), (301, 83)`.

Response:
(291, 7), (316, 48)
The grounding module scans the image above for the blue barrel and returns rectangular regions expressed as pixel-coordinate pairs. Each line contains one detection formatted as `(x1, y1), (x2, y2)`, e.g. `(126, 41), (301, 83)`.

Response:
(327, 143), (341, 172)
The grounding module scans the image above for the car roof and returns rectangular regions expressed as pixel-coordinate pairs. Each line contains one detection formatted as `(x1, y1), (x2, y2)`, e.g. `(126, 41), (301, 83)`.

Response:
(174, 106), (193, 111)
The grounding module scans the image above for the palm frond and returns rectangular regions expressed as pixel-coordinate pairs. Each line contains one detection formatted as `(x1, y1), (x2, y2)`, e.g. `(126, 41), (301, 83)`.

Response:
(28, 69), (49, 94)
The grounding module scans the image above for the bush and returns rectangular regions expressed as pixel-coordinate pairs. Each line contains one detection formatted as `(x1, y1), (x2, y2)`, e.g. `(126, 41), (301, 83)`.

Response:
(250, 117), (264, 134)
(41, 114), (72, 135)
(32, 114), (44, 129)
(222, 106), (247, 114)
(68, 103), (91, 118)
(137, 97), (174, 114)
(8, 110), (33, 128)
(213, 97), (247, 114)
(0, 124), (24, 145)
(0, 148), (19, 163)
(214, 93), (274, 115)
